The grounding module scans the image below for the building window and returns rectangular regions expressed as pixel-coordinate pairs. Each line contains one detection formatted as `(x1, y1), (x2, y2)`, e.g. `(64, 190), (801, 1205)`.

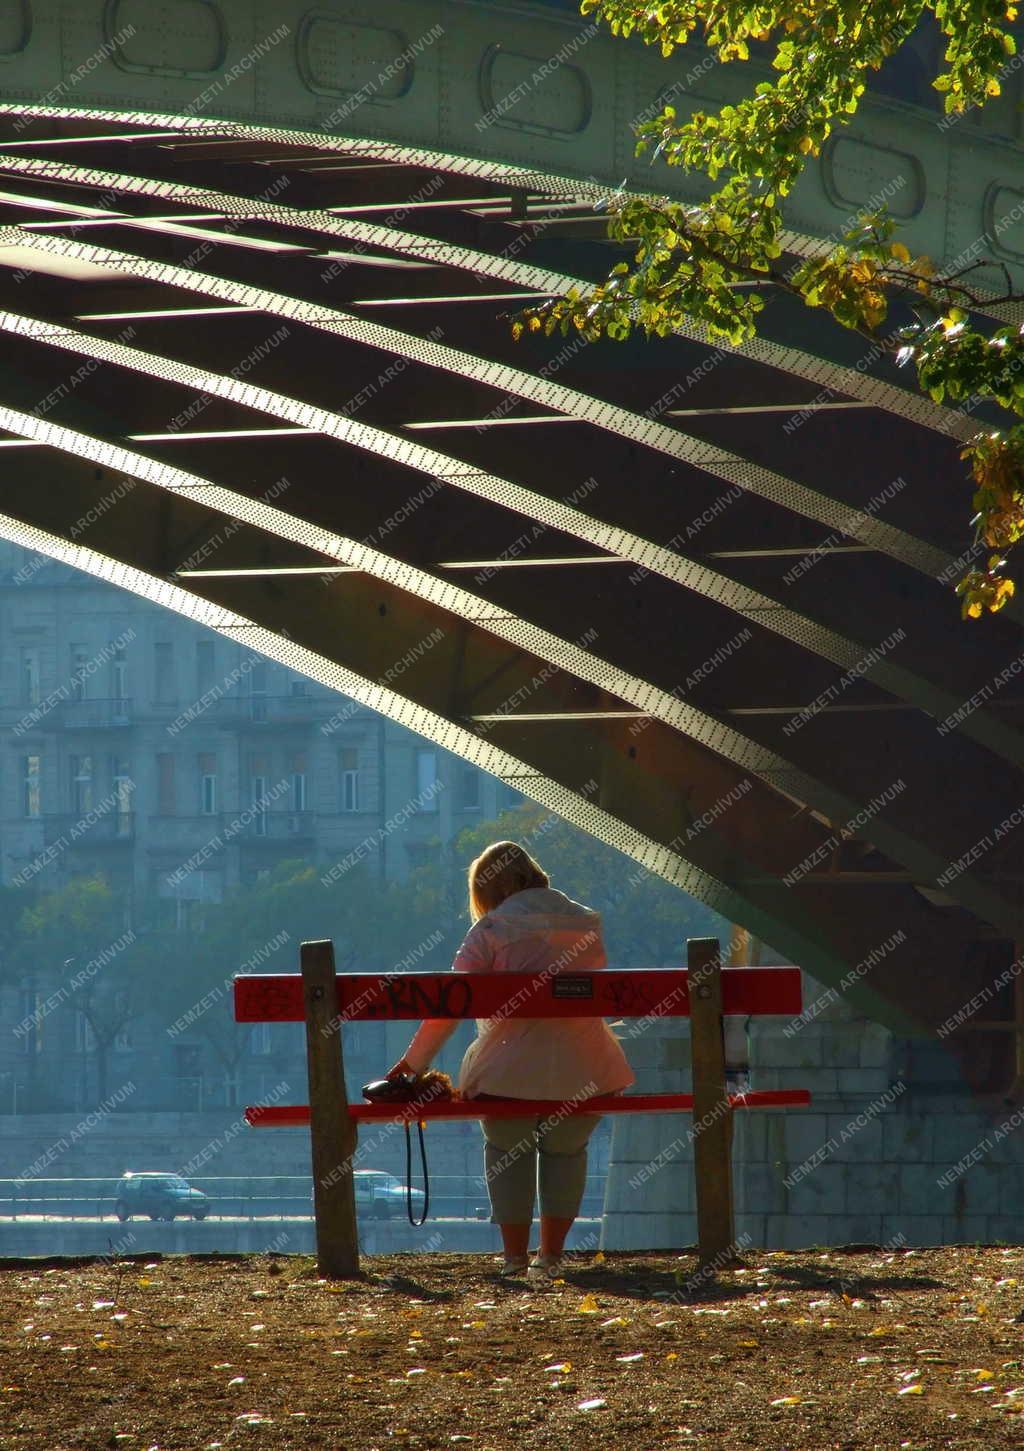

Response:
(339, 747), (359, 812)
(458, 767), (481, 812)
(174, 1042), (202, 1085)
(289, 752), (306, 813)
(110, 643), (128, 708)
(70, 754), (93, 816)
(249, 753), (268, 836)
(249, 661), (267, 721)
(74, 1011), (97, 1054)
(199, 753), (217, 815)
(69, 644), (88, 702)
(112, 756), (132, 836)
(19, 647), (40, 705)
(22, 755), (41, 817)
(248, 1022), (272, 1055)
(18, 986), (42, 1055)
(157, 754), (175, 815)
(154, 642), (175, 703)
(196, 640), (215, 697)
(415, 749), (438, 810)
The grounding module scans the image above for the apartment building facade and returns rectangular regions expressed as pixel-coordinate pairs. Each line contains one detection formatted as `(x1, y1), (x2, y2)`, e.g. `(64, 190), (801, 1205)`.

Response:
(0, 541), (515, 1114)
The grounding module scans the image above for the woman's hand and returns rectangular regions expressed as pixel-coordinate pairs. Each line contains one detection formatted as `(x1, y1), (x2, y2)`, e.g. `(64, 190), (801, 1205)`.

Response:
(385, 1057), (414, 1080)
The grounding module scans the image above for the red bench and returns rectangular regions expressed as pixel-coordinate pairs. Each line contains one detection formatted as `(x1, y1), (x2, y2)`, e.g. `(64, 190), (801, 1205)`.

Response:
(234, 937), (809, 1277)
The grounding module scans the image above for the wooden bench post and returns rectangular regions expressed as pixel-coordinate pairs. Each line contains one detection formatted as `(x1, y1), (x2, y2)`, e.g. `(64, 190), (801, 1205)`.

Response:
(301, 939), (360, 1278)
(688, 936), (736, 1268)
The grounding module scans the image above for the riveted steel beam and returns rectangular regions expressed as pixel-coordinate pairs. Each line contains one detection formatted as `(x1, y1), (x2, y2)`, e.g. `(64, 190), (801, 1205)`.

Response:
(0, 396), (1019, 957)
(0, 139), (974, 442)
(2, 291), (1023, 788)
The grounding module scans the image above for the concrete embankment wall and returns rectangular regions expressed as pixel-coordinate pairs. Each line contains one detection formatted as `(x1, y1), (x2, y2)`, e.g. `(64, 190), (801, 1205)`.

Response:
(603, 971), (1024, 1250)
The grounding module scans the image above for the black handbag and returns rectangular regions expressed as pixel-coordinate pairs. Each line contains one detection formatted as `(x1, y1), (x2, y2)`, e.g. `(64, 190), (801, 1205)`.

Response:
(361, 1072), (455, 1225)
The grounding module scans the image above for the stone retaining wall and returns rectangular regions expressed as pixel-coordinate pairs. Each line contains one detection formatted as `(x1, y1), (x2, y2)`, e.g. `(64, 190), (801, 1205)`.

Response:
(602, 974), (1024, 1249)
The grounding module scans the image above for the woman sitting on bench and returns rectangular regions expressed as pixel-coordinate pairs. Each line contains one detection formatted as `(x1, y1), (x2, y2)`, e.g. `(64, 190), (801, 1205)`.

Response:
(386, 839), (634, 1281)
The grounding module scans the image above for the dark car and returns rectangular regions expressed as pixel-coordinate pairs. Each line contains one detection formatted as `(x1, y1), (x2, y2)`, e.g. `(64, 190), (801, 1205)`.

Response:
(114, 1172), (209, 1222)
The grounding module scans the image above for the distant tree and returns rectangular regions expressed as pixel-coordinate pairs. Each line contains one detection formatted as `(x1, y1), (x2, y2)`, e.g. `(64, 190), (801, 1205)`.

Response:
(151, 858), (448, 1103)
(18, 875), (146, 1102)
(450, 802), (729, 964)
(0, 883), (34, 988)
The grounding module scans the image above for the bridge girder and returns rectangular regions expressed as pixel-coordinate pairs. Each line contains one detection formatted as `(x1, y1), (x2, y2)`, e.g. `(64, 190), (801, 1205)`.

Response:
(0, 66), (1019, 1080)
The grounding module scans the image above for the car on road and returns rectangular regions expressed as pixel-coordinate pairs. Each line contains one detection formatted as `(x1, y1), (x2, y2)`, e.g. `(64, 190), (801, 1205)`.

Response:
(114, 1172), (209, 1222)
(312, 1170), (425, 1219)
(355, 1169), (425, 1219)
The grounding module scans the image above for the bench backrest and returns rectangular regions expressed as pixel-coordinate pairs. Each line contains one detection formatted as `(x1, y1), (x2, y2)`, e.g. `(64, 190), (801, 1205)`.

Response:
(233, 965), (802, 1023)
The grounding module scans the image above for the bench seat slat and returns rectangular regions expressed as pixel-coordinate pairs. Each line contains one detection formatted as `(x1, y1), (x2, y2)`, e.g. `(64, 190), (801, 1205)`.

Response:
(245, 1089), (811, 1126)
(234, 966), (802, 1023)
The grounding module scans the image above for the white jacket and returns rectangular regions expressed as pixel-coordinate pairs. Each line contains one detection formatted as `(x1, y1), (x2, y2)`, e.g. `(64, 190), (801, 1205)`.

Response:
(403, 887), (635, 1101)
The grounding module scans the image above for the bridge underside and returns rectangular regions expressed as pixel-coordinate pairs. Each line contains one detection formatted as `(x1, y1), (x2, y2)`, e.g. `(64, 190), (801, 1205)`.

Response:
(0, 103), (1021, 1089)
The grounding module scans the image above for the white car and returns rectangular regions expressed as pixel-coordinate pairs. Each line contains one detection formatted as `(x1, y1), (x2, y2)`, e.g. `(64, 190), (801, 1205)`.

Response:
(312, 1169), (425, 1220)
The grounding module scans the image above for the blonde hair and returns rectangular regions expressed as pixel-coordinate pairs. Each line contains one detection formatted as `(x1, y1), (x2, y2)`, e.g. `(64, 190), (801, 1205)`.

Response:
(468, 840), (549, 922)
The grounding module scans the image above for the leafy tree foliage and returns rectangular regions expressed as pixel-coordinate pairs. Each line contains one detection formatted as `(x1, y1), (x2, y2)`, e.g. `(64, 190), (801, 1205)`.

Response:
(16, 875), (152, 1102)
(522, 0), (1024, 618)
(451, 801), (730, 964)
(151, 858), (452, 1098)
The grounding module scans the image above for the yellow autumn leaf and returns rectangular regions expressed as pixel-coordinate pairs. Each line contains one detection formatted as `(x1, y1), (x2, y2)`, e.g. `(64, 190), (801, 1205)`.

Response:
(897, 1384), (924, 1396)
(578, 1294), (601, 1314)
(889, 241), (911, 262)
(798, 136), (814, 154)
(771, 1395), (802, 1406)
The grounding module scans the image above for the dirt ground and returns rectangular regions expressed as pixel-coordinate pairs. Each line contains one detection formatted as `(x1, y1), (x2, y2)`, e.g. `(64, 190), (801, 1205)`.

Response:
(2, 1246), (1023, 1450)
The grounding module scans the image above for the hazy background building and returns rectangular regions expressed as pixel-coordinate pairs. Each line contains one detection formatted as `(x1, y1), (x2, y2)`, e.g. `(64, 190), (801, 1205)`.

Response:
(0, 538), (531, 1116)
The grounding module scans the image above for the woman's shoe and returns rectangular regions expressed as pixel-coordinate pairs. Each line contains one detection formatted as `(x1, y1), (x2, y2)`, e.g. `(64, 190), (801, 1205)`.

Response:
(498, 1255), (529, 1278)
(526, 1254), (563, 1284)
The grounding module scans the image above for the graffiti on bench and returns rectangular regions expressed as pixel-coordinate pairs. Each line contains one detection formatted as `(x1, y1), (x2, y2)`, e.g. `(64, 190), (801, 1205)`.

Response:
(361, 974), (474, 1021)
(234, 966), (803, 1024)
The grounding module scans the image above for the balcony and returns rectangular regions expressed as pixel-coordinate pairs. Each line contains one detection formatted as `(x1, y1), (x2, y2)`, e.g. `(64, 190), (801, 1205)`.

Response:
(237, 810), (315, 842)
(146, 815), (224, 852)
(59, 697), (133, 729)
(44, 811), (134, 846)
(212, 693), (328, 727)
